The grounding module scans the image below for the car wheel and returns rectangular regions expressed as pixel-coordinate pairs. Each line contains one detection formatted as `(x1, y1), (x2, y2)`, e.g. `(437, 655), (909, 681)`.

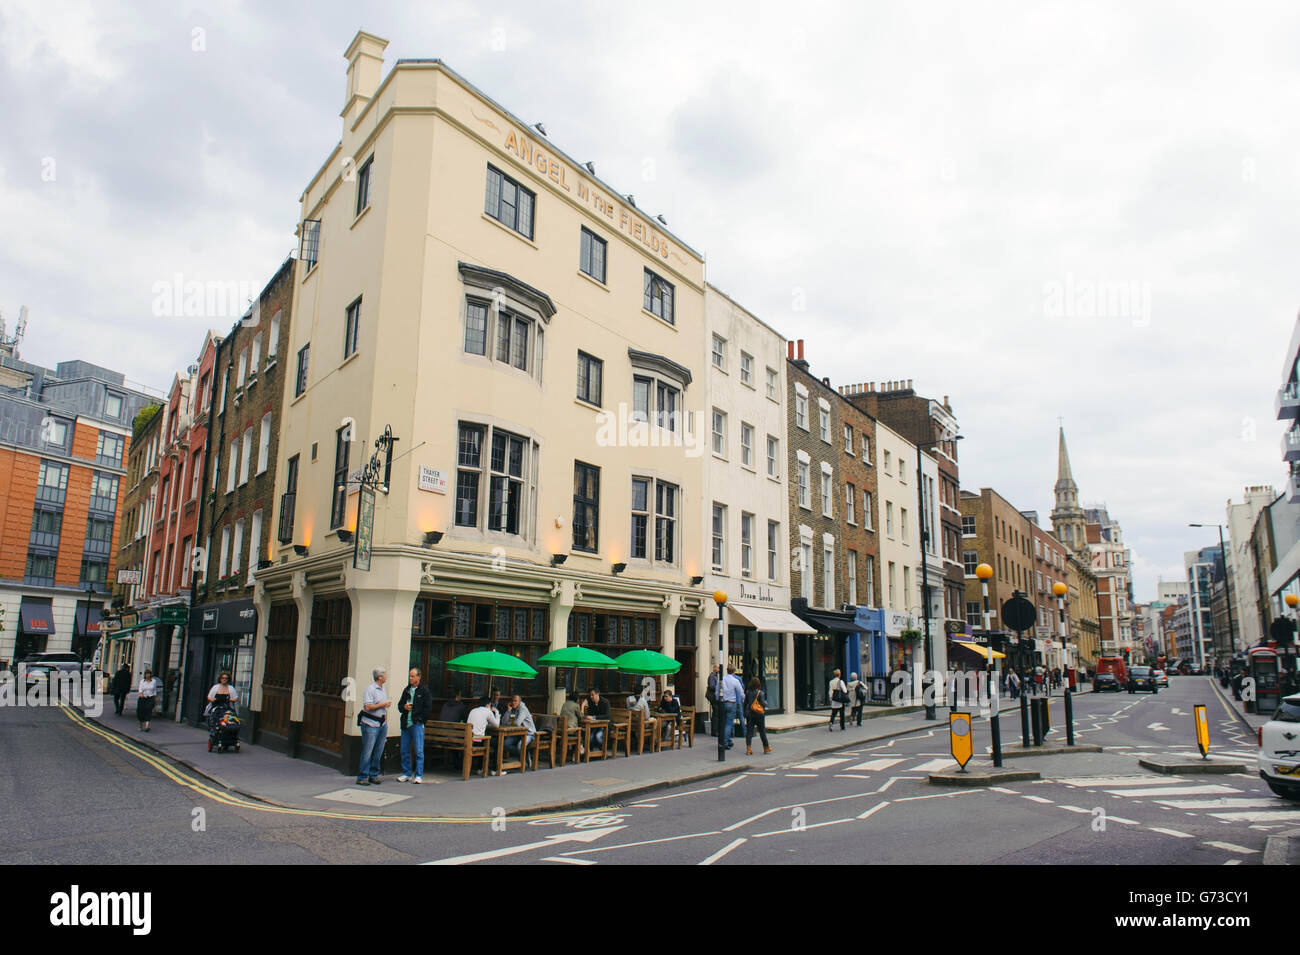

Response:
(1267, 780), (1300, 800)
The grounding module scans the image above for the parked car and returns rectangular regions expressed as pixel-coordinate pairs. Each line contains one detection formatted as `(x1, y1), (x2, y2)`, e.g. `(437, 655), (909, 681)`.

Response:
(1094, 672), (1122, 692)
(1153, 669), (1169, 688)
(24, 651), (90, 675)
(1258, 694), (1300, 800)
(23, 663), (58, 691)
(1127, 666), (1158, 693)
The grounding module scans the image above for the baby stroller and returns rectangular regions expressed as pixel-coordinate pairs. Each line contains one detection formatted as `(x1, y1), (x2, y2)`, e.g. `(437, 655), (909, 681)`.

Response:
(207, 697), (241, 753)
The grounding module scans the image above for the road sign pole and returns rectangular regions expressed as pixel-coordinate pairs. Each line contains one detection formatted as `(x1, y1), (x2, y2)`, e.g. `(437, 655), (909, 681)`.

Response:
(1064, 684), (1075, 746)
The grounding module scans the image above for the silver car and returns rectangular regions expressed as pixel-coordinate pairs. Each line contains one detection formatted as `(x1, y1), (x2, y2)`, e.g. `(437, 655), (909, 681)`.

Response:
(1258, 693), (1300, 800)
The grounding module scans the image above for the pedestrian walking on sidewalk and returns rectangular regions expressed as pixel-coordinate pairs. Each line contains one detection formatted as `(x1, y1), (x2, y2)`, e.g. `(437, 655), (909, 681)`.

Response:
(397, 667), (432, 783)
(356, 667), (391, 786)
(1006, 669), (1020, 700)
(111, 664), (131, 716)
(744, 677), (772, 754)
(706, 665), (721, 736)
(136, 669), (159, 731)
(718, 667), (745, 750)
(828, 669), (848, 731)
(729, 665), (747, 739)
(848, 672), (866, 726)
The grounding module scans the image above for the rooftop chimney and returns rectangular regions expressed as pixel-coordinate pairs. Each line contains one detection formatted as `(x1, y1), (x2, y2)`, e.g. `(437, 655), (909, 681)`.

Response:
(343, 31), (389, 130)
(797, 339), (804, 360)
(787, 340), (794, 360)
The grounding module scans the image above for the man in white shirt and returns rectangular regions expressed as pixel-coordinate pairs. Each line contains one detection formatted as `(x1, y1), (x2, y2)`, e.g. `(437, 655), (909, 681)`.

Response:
(467, 696), (501, 774)
(718, 666), (745, 750)
(356, 667), (391, 786)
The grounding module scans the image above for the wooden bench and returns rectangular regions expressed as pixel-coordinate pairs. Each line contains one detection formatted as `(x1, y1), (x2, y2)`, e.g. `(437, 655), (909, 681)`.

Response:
(424, 720), (491, 780)
(551, 715), (583, 766)
(581, 719), (612, 761)
(529, 716), (560, 770)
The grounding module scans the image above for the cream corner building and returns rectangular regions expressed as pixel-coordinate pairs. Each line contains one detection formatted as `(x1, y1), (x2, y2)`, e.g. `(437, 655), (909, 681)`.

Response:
(251, 33), (718, 769)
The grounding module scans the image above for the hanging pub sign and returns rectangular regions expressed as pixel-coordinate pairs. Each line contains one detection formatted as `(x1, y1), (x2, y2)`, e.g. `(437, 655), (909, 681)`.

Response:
(354, 484), (376, 571)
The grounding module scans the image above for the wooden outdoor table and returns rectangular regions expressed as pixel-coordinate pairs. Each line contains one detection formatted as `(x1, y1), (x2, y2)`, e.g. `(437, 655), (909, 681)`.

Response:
(488, 725), (528, 775)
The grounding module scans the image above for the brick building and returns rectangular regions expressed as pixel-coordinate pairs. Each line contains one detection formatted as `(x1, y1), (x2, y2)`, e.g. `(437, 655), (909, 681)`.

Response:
(960, 487), (1041, 669)
(188, 257), (294, 731)
(0, 346), (154, 668)
(785, 340), (866, 709)
(842, 381), (964, 661)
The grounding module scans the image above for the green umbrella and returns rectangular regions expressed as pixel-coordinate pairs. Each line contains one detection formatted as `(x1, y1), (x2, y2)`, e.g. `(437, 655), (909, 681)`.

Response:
(445, 649), (538, 679)
(612, 649), (681, 675)
(537, 646), (620, 668)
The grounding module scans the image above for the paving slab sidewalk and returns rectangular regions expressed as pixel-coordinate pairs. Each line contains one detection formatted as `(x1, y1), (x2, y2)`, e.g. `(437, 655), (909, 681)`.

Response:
(76, 700), (967, 818)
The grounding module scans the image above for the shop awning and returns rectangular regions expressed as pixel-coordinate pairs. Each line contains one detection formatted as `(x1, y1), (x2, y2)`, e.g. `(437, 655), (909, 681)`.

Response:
(75, 602), (102, 636)
(954, 642), (1005, 661)
(190, 598), (257, 635)
(793, 606), (870, 635)
(728, 604), (818, 634)
(19, 597), (54, 635)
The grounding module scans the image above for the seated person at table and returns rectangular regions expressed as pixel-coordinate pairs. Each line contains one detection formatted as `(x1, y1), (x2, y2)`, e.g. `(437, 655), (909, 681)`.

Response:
(581, 688), (610, 749)
(559, 692), (584, 756)
(501, 694), (536, 766)
(467, 696), (500, 739)
(628, 685), (651, 716)
(657, 688), (681, 742)
(439, 689), (468, 723)
(487, 687), (503, 716)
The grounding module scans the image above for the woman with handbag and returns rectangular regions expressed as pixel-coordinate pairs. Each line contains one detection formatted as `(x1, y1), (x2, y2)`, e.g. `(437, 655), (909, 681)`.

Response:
(744, 677), (772, 755)
(136, 668), (159, 732)
(828, 668), (848, 731)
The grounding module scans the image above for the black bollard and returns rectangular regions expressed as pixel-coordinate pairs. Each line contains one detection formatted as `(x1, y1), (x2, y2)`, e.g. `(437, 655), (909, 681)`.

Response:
(991, 710), (1003, 768)
(1064, 687), (1075, 746)
(1019, 690), (1030, 747)
(1030, 698), (1043, 746)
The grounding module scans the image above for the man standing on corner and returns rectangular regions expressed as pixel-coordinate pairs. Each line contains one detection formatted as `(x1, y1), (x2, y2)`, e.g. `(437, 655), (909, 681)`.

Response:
(718, 665), (745, 751)
(397, 667), (432, 784)
(356, 667), (391, 786)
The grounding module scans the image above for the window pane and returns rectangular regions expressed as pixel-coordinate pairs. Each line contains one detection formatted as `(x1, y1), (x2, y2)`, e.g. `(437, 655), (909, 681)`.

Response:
(465, 302), (487, 355)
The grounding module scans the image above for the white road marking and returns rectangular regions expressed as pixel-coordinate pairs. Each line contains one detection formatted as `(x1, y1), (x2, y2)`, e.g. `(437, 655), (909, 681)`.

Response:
(699, 838), (747, 865)
(1109, 816), (1141, 825)
(1059, 805), (1092, 814)
(1223, 859), (1242, 865)
(718, 775), (744, 789)
(1171, 708), (1185, 715)
(785, 773), (818, 778)
(895, 790), (981, 803)
(425, 825), (626, 865)
(848, 757), (907, 772)
(722, 807), (779, 832)
(563, 829), (723, 855)
(857, 801), (890, 820)
(1060, 776), (1160, 787)
(1154, 798), (1277, 810)
(1146, 722), (1169, 732)
(543, 856), (596, 865)
(1211, 810), (1300, 823)
(833, 774), (874, 780)
(1104, 785), (1239, 798)
(1203, 841), (1258, 855)
(791, 757), (853, 770)
(990, 786), (1020, 794)
(1022, 795), (1054, 804)
(754, 817), (856, 838)
(1148, 827), (1193, 838)
(642, 786), (719, 801)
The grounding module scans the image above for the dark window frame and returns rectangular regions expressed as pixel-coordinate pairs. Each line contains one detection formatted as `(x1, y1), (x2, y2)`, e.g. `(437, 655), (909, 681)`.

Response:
(344, 296), (361, 359)
(576, 351), (603, 406)
(572, 461), (600, 553)
(579, 227), (607, 283)
(295, 344), (310, 397)
(642, 268), (675, 324)
(355, 155), (373, 217)
(329, 427), (350, 530)
(484, 165), (536, 239)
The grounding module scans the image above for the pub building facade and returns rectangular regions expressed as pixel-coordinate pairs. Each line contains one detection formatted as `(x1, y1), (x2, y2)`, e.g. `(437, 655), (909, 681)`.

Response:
(701, 286), (813, 715)
(185, 257), (295, 728)
(249, 33), (715, 772)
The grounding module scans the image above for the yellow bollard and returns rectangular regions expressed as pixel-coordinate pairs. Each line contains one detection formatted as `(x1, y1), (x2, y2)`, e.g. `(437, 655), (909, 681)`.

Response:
(1194, 704), (1209, 760)
(950, 711), (973, 772)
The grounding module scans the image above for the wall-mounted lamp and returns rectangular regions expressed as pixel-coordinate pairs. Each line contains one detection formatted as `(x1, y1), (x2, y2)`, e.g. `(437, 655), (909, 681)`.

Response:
(423, 531), (444, 547)
(336, 529), (354, 543)
(611, 562), (627, 576)
(293, 545), (309, 557)
(690, 575), (704, 586)
(551, 553), (568, 567)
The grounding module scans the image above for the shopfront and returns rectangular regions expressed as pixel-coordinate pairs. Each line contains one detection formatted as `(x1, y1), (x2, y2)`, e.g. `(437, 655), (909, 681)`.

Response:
(791, 599), (869, 710)
(73, 600), (103, 666)
(15, 597), (55, 662)
(185, 598), (258, 727)
(853, 607), (886, 681)
(726, 603), (816, 715)
(883, 609), (920, 698)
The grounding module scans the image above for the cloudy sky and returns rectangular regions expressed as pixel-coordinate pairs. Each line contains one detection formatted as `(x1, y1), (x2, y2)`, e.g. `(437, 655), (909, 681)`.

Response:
(1, 0), (1293, 599)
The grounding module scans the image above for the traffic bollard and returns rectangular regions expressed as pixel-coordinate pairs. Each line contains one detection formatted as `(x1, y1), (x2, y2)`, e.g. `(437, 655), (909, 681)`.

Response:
(1030, 698), (1043, 746)
(1064, 687), (1075, 747)
(1020, 691), (1030, 747)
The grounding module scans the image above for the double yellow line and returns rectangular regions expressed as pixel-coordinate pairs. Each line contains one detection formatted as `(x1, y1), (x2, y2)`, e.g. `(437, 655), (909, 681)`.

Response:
(61, 707), (593, 825)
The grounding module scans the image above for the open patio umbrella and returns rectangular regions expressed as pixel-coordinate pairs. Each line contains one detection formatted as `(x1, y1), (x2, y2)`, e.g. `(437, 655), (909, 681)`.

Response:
(445, 649), (538, 679)
(612, 649), (681, 675)
(537, 646), (619, 668)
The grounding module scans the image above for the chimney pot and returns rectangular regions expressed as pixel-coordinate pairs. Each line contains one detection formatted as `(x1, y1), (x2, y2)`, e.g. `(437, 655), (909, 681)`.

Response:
(797, 339), (804, 360)
(787, 340), (794, 360)
(822, 376), (830, 387)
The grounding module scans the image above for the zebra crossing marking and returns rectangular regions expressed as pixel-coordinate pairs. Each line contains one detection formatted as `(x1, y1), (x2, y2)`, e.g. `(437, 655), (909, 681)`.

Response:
(848, 757), (907, 772)
(790, 757), (853, 770)
(1103, 784), (1238, 798)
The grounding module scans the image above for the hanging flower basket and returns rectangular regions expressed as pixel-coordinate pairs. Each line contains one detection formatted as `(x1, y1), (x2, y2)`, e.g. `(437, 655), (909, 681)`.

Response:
(900, 628), (923, 643)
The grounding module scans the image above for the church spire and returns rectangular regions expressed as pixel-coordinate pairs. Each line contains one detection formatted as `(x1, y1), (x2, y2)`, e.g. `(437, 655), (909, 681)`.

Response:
(1057, 426), (1075, 487)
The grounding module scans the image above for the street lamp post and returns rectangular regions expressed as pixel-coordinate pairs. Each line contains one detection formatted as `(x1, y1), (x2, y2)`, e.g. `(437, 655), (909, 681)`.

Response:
(714, 590), (727, 763)
(975, 562), (1002, 766)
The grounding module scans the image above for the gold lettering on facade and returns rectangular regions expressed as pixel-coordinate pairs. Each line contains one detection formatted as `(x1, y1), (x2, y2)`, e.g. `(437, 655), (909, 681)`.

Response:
(501, 128), (672, 260)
